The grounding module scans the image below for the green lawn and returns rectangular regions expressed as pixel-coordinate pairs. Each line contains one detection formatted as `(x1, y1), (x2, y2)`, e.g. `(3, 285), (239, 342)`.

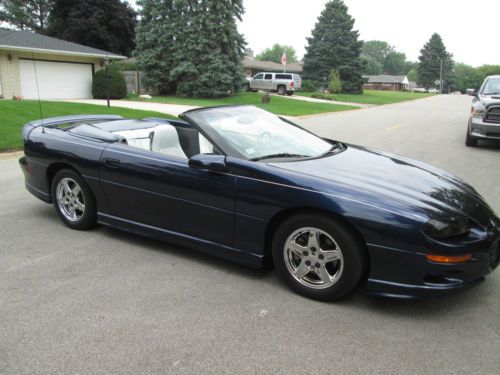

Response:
(127, 92), (358, 116)
(0, 100), (176, 151)
(297, 90), (435, 105)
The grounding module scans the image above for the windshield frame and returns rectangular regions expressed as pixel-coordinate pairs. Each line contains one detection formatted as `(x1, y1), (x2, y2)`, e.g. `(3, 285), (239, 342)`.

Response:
(180, 105), (338, 161)
(480, 77), (500, 95)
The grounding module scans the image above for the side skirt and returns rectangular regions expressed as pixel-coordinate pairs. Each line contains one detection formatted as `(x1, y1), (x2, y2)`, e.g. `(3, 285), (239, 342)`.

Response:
(97, 212), (264, 269)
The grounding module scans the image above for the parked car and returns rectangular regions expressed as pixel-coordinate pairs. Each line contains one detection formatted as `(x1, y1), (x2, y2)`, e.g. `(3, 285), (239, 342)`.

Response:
(428, 88), (439, 94)
(19, 106), (499, 301)
(411, 87), (427, 93)
(466, 75), (500, 146)
(246, 72), (302, 95)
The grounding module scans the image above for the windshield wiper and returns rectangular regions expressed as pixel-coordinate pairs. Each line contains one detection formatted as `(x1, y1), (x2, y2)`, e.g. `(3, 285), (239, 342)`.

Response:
(321, 142), (344, 156)
(251, 153), (309, 161)
(483, 92), (500, 95)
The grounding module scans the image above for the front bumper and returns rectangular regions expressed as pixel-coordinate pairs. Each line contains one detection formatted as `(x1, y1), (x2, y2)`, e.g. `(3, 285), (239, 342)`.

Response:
(366, 236), (500, 299)
(469, 117), (500, 140)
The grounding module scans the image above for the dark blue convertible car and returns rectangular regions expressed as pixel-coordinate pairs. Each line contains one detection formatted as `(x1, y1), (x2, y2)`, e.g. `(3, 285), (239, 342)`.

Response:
(19, 105), (500, 300)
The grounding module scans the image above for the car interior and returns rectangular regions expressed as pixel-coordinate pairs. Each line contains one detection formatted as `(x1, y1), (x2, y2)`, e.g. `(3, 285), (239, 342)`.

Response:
(94, 119), (215, 159)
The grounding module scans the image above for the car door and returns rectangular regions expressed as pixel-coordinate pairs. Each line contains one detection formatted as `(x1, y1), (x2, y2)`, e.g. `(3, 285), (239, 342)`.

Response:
(99, 142), (236, 246)
(263, 73), (274, 90)
(251, 73), (264, 89)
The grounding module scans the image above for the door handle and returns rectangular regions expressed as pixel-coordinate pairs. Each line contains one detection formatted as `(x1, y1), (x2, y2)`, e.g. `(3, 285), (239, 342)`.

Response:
(102, 158), (121, 168)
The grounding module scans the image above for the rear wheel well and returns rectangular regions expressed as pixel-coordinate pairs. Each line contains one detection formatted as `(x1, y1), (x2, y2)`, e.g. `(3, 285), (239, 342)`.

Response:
(264, 208), (369, 269)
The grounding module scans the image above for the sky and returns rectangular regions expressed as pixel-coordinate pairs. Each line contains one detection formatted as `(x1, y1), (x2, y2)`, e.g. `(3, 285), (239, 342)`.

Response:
(128, 0), (499, 67)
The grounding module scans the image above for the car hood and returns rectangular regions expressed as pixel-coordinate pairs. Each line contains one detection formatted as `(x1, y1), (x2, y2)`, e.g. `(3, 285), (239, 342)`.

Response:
(269, 145), (498, 228)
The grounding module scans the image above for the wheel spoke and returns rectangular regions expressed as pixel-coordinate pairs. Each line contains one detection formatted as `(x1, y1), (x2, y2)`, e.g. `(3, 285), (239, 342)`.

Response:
(307, 230), (320, 250)
(293, 261), (310, 279)
(75, 200), (85, 212)
(316, 265), (331, 284)
(63, 181), (72, 194)
(289, 241), (306, 257)
(322, 249), (340, 262)
(72, 185), (81, 196)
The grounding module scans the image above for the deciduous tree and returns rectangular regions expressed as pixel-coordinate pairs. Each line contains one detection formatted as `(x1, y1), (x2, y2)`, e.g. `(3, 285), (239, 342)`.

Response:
(256, 44), (298, 64)
(46, 0), (137, 56)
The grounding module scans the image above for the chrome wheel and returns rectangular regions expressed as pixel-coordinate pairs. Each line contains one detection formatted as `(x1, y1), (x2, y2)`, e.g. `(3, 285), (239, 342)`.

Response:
(284, 227), (344, 289)
(56, 177), (85, 222)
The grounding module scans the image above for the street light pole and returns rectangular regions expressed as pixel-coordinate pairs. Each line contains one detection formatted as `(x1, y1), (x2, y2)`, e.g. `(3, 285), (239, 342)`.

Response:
(105, 54), (110, 108)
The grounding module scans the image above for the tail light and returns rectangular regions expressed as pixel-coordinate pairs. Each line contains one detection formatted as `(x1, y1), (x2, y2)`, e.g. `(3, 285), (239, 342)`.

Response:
(290, 81), (294, 88)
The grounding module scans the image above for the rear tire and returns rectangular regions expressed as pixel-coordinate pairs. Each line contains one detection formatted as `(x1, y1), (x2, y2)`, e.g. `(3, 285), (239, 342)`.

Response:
(465, 128), (478, 147)
(51, 169), (97, 230)
(277, 85), (286, 95)
(272, 214), (366, 301)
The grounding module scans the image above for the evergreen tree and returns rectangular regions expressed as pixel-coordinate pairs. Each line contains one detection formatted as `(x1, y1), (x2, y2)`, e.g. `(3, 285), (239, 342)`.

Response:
(360, 56), (383, 75)
(0, 0), (54, 32)
(46, 0), (137, 56)
(135, 0), (246, 98)
(303, 0), (363, 94)
(417, 33), (454, 89)
(256, 44), (298, 64)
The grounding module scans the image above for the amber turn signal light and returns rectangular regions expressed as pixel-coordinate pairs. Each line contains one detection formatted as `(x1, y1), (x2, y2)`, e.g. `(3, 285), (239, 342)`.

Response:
(426, 254), (472, 263)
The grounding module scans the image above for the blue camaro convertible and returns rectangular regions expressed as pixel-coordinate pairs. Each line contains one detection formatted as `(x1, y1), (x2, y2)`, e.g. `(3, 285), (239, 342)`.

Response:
(19, 105), (499, 300)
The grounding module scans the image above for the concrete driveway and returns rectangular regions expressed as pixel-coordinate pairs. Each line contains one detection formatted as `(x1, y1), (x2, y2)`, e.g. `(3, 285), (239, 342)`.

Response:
(63, 99), (198, 116)
(1, 95), (499, 374)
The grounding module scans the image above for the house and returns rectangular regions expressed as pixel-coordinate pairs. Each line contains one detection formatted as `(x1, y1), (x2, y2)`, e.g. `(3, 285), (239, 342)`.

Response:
(0, 28), (125, 100)
(363, 74), (410, 91)
(243, 49), (302, 77)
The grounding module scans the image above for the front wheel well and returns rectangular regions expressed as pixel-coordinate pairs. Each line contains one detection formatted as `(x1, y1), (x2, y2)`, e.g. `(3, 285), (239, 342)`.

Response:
(264, 207), (369, 267)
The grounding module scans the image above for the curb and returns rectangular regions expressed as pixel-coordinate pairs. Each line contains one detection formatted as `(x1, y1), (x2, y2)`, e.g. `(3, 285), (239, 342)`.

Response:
(0, 150), (23, 161)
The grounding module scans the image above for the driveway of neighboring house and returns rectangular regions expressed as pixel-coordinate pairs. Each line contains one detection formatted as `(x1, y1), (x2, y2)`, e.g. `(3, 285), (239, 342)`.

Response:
(62, 99), (198, 117)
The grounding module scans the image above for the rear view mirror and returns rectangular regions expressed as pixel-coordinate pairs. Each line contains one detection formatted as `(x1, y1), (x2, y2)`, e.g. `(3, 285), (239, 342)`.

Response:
(188, 154), (227, 172)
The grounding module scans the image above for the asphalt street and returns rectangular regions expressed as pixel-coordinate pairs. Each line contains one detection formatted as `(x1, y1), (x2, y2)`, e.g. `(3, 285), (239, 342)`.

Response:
(1, 95), (499, 374)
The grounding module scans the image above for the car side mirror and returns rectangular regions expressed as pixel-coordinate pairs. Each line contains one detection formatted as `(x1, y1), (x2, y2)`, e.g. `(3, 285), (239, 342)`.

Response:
(188, 154), (227, 172)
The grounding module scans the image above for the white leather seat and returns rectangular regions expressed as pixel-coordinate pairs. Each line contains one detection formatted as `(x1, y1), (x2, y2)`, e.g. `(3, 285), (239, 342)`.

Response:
(151, 125), (188, 159)
(114, 128), (155, 150)
(199, 133), (214, 154)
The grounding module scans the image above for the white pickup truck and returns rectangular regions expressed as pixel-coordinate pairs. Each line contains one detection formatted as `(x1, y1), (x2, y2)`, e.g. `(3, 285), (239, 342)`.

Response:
(245, 72), (302, 95)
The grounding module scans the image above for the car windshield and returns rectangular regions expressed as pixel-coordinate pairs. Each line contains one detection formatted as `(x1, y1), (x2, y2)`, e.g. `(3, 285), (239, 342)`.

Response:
(183, 106), (335, 161)
(482, 78), (500, 95)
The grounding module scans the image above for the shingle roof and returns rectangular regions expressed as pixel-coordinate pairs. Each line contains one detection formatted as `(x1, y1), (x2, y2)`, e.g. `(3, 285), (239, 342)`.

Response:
(243, 56), (303, 73)
(363, 74), (407, 84)
(0, 28), (125, 59)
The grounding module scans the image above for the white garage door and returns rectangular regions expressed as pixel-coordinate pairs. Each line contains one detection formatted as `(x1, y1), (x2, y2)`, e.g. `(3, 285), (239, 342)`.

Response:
(19, 59), (93, 99)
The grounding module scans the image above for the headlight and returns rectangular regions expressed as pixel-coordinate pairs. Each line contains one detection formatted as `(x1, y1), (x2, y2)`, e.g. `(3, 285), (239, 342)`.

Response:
(471, 106), (486, 118)
(422, 216), (470, 239)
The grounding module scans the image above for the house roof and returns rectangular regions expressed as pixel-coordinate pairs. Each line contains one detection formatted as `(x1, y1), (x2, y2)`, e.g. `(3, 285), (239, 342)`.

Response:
(363, 74), (408, 84)
(0, 28), (125, 59)
(243, 56), (303, 73)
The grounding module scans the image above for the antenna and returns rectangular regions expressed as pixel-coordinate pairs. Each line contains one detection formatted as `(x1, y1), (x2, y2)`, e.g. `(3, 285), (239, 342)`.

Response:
(31, 52), (45, 132)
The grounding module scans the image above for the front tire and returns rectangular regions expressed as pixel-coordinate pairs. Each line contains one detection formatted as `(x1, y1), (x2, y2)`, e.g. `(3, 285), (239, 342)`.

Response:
(465, 128), (478, 147)
(51, 169), (97, 230)
(272, 214), (366, 301)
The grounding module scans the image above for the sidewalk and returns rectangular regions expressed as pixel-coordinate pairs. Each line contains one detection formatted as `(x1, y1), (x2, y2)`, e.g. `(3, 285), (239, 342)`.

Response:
(63, 99), (198, 116)
(270, 93), (373, 108)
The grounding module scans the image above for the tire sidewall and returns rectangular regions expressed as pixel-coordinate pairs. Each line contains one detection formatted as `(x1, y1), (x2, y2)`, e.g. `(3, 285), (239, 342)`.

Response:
(51, 169), (97, 230)
(272, 214), (366, 301)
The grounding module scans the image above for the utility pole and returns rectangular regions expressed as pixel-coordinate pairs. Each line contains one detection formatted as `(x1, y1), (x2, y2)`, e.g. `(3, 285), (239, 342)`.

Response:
(439, 57), (443, 94)
(105, 54), (110, 107)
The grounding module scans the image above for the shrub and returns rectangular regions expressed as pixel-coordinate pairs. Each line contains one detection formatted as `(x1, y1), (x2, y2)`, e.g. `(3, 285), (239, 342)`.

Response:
(328, 69), (342, 94)
(311, 93), (336, 101)
(92, 70), (127, 99)
(300, 80), (318, 92)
